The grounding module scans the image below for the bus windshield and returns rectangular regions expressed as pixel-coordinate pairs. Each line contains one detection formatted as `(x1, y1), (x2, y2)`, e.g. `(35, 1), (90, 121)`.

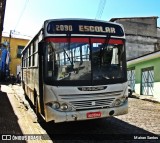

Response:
(45, 37), (125, 84)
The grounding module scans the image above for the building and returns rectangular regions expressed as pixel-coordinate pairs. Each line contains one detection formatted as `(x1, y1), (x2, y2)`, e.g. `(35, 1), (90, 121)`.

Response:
(0, 0), (6, 41)
(1, 36), (29, 76)
(110, 16), (160, 60)
(127, 51), (160, 100)
(110, 16), (160, 100)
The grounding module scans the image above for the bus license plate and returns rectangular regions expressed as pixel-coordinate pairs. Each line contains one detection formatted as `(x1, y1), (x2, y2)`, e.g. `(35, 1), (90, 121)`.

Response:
(87, 112), (101, 118)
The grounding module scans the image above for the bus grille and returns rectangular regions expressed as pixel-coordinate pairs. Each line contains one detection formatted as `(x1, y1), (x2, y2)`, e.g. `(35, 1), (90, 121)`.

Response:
(59, 90), (122, 111)
(70, 98), (115, 111)
(59, 90), (122, 99)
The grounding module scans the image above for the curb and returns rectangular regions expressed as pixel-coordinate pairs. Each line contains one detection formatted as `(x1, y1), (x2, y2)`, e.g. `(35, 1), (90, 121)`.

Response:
(129, 93), (160, 104)
(10, 85), (53, 141)
(140, 98), (160, 104)
(11, 84), (30, 110)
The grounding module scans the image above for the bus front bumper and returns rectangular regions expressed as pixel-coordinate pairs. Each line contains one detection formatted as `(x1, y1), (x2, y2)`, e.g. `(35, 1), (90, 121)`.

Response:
(45, 101), (128, 123)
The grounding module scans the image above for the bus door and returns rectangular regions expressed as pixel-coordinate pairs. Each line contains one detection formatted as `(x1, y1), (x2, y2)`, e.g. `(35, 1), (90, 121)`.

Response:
(38, 42), (45, 116)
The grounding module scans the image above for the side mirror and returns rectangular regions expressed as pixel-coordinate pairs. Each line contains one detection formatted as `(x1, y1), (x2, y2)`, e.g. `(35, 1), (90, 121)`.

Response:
(38, 41), (45, 56)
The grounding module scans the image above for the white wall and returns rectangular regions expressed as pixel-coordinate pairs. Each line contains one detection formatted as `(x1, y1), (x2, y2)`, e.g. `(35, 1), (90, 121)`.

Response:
(16, 65), (21, 75)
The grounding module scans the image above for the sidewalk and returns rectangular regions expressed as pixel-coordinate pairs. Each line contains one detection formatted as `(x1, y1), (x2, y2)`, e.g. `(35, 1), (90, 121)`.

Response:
(0, 84), (52, 143)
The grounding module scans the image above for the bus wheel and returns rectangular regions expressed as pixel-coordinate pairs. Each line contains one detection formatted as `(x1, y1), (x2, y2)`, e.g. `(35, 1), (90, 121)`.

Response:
(128, 89), (133, 97)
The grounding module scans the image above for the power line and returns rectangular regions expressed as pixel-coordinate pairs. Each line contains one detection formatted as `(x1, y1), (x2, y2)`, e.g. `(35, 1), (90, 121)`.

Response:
(14, 0), (29, 30)
(95, 0), (106, 19)
(96, 0), (103, 19)
(96, 0), (106, 19)
(2, 31), (33, 38)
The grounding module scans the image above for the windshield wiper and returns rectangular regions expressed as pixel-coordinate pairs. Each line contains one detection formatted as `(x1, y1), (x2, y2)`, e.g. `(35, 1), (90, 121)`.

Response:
(63, 48), (72, 65)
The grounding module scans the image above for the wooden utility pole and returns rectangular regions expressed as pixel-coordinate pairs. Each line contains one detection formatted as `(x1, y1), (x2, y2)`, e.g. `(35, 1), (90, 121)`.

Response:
(8, 30), (12, 52)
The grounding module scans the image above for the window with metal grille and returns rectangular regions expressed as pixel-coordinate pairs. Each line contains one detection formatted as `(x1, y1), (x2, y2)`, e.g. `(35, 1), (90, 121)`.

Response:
(141, 67), (154, 96)
(127, 67), (135, 91)
(17, 46), (24, 58)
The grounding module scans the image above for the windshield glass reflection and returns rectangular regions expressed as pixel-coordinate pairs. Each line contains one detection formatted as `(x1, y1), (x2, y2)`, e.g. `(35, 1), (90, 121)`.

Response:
(92, 44), (124, 80)
(45, 37), (124, 81)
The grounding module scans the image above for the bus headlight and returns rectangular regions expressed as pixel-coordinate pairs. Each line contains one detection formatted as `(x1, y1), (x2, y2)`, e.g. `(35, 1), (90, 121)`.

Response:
(52, 102), (60, 109)
(114, 99), (121, 106)
(46, 101), (73, 111)
(112, 97), (127, 107)
(60, 103), (68, 111)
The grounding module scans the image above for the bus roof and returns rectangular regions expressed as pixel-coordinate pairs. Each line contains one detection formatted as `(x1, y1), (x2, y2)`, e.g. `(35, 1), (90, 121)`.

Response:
(22, 18), (125, 54)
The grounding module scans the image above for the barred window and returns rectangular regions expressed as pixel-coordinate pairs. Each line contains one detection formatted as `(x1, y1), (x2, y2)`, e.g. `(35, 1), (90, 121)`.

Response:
(17, 46), (24, 58)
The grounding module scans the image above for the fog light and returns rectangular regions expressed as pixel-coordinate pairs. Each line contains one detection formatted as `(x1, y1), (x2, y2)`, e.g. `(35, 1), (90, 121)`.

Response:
(52, 102), (60, 109)
(60, 103), (68, 111)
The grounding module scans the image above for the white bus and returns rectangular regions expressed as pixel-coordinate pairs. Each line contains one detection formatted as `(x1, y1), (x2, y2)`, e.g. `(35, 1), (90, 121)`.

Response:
(21, 19), (128, 123)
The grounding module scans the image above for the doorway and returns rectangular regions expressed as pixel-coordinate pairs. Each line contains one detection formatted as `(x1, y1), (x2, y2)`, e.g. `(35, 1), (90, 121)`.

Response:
(141, 67), (154, 96)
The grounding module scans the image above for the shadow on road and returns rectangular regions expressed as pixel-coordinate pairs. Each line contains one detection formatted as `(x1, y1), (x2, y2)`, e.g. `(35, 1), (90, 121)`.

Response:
(0, 91), (26, 143)
(39, 117), (159, 143)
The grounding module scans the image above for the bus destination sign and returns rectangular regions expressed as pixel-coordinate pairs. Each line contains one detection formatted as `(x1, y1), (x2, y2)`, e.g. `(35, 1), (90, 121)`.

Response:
(46, 20), (124, 36)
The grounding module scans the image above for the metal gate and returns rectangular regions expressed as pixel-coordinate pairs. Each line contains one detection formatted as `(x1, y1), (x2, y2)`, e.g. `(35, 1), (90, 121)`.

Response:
(127, 67), (135, 91)
(141, 67), (154, 96)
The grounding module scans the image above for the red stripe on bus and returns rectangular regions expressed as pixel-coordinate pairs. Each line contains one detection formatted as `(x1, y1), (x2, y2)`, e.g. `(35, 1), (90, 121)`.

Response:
(45, 37), (124, 44)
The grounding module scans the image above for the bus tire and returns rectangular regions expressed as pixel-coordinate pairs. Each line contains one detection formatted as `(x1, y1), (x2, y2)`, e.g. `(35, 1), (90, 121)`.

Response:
(128, 89), (133, 97)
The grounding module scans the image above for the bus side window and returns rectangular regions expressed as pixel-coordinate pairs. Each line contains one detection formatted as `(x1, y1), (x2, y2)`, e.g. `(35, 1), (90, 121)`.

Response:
(54, 62), (58, 78)
(48, 61), (53, 70)
(48, 60), (59, 78)
(48, 61), (53, 77)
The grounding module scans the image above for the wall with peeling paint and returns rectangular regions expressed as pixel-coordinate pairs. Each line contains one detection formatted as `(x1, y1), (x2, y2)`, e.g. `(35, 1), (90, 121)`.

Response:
(111, 17), (160, 60)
